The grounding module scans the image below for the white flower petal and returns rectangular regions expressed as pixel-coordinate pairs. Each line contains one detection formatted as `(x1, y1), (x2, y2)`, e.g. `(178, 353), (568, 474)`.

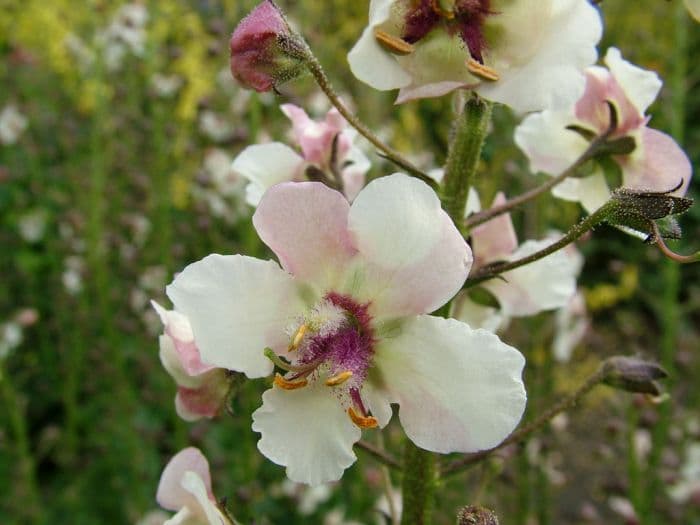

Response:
(252, 182), (357, 290)
(231, 143), (304, 206)
(604, 47), (662, 115)
(450, 294), (507, 333)
(167, 255), (304, 378)
(485, 238), (578, 317)
(252, 383), (361, 485)
(514, 109), (588, 176)
(180, 471), (226, 525)
(157, 448), (212, 512)
(347, 174), (471, 318)
(480, 0), (602, 112)
(347, 13), (411, 91)
(375, 315), (526, 453)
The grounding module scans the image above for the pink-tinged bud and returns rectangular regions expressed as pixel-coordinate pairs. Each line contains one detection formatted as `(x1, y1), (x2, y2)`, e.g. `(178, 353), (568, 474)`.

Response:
(229, 0), (306, 92)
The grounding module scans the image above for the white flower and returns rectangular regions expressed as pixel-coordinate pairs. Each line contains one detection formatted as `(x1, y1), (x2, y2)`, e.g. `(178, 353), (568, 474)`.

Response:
(167, 174), (526, 485)
(348, 0), (602, 112)
(515, 47), (693, 220)
(152, 302), (230, 422)
(552, 291), (588, 362)
(232, 104), (370, 206)
(0, 105), (28, 145)
(198, 111), (235, 143)
(156, 448), (229, 525)
(17, 210), (48, 243)
(453, 192), (580, 331)
(668, 443), (700, 504)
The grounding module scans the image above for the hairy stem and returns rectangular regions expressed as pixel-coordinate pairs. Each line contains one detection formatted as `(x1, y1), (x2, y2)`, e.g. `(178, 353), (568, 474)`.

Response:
(356, 439), (402, 470)
(401, 441), (437, 525)
(466, 202), (611, 287)
(304, 56), (436, 189)
(465, 102), (618, 229)
(441, 95), (492, 229)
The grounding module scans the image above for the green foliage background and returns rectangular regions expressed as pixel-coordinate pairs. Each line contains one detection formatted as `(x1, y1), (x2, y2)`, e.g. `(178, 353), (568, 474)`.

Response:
(0, 1), (699, 523)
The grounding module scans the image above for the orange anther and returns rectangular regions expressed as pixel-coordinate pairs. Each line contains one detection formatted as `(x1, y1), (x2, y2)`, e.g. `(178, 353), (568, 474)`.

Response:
(430, 0), (455, 19)
(347, 407), (378, 429)
(373, 29), (415, 55)
(273, 373), (308, 390)
(325, 371), (353, 387)
(288, 324), (307, 352)
(466, 58), (500, 82)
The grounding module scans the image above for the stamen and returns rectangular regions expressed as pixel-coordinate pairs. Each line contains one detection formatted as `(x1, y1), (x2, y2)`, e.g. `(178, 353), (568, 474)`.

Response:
(273, 373), (308, 390)
(263, 347), (306, 372)
(325, 370), (353, 387)
(466, 58), (499, 81)
(288, 323), (307, 351)
(430, 0), (455, 19)
(374, 29), (415, 55)
(348, 407), (378, 429)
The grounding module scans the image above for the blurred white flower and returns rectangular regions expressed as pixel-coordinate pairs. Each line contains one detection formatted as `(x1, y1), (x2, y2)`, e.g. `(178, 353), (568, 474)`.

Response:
(199, 111), (235, 143)
(0, 104), (28, 145)
(17, 210), (48, 243)
(669, 443), (700, 503)
(552, 291), (589, 362)
(62, 256), (85, 295)
(97, 3), (149, 71)
(0, 322), (23, 360)
(150, 74), (183, 98)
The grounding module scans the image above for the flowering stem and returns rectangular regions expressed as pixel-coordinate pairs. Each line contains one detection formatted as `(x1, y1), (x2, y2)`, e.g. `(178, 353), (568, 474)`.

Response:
(401, 440), (437, 525)
(442, 364), (608, 477)
(355, 439), (402, 470)
(441, 95), (492, 230)
(465, 139), (600, 229)
(466, 202), (612, 287)
(465, 103), (618, 229)
(304, 55), (437, 189)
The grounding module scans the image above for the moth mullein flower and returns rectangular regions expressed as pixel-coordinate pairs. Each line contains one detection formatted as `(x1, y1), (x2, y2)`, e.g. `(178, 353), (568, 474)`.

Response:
(167, 174), (527, 485)
(347, 0), (602, 112)
(229, 0), (306, 92)
(156, 447), (229, 525)
(515, 48), (693, 217)
(232, 104), (370, 205)
(152, 302), (230, 421)
(453, 192), (580, 331)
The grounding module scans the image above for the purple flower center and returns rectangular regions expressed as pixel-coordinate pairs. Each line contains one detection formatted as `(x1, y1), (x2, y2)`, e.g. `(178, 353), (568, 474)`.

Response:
(296, 292), (375, 385)
(270, 292), (379, 427)
(402, 0), (494, 62)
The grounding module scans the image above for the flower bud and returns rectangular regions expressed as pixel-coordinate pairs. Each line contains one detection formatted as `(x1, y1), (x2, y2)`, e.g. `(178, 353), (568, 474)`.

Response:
(607, 184), (693, 241)
(229, 0), (307, 92)
(457, 505), (500, 525)
(601, 356), (668, 396)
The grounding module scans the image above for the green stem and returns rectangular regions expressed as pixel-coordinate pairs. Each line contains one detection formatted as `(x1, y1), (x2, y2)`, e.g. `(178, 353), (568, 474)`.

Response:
(304, 55), (436, 189)
(643, 4), (688, 522)
(401, 440), (437, 525)
(466, 202), (612, 287)
(441, 95), (492, 230)
(0, 364), (41, 523)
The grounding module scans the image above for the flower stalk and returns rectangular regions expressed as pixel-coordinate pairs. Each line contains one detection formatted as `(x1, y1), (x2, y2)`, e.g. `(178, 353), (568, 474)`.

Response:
(441, 95), (492, 230)
(466, 201), (612, 287)
(304, 54), (436, 188)
(401, 440), (437, 525)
